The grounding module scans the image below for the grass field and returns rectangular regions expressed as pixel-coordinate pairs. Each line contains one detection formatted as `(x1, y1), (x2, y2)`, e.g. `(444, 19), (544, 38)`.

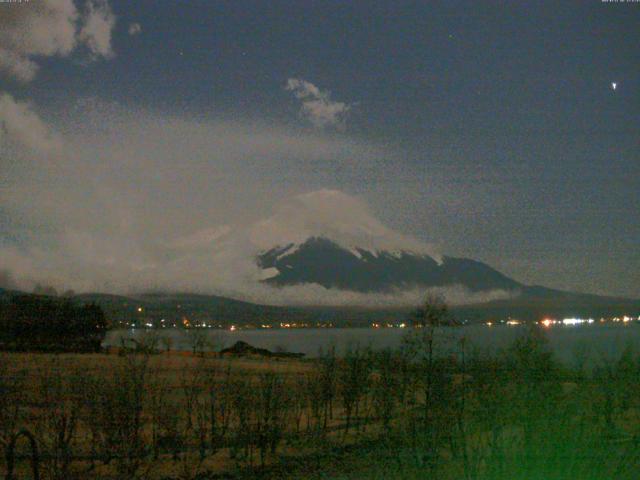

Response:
(2, 328), (640, 479)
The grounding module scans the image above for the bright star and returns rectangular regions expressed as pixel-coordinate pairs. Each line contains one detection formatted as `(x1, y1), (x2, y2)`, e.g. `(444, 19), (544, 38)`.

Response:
(611, 82), (617, 91)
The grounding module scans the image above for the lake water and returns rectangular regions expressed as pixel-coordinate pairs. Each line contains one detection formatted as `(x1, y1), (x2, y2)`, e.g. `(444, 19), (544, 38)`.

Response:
(104, 323), (640, 366)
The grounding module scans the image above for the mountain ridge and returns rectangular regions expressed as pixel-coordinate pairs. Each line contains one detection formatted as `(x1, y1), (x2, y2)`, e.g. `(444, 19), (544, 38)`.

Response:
(3, 287), (637, 327)
(257, 236), (522, 294)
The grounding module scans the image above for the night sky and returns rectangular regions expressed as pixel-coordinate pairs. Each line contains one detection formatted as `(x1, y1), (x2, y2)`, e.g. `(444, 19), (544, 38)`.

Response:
(1, 1), (639, 299)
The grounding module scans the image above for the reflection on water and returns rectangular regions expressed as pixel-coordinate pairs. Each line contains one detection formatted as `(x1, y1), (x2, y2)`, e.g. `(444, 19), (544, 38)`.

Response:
(104, 323), (640, 366)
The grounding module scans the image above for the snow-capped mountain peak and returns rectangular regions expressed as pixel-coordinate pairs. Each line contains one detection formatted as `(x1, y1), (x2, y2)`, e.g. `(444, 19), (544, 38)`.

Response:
(159, 190), (518, 304)
(249, 189), (441, 262)
(256, 236), (521, 294)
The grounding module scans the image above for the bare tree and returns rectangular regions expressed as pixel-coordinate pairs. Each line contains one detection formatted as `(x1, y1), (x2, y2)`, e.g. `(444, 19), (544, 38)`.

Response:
(401, 294), (456, 471)
(0, 354), (26, 474)
(184, 328), (211, 356)
(338, 346), (371, 439)
(80, 352), (150, 477)
(34, 358), (83, 480)
(254, 371), (289, 466)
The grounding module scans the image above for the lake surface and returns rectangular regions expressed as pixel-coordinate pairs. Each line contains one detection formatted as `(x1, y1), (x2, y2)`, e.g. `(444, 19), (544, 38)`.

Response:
(104, 323), (640, 366)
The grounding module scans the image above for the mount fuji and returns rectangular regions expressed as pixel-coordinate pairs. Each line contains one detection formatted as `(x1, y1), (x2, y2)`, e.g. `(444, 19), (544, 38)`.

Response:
(231, 190), (636, 317)
(257, 237), (521, 294)
(249, 190), (518, 298)
(6, 190), (636, 324)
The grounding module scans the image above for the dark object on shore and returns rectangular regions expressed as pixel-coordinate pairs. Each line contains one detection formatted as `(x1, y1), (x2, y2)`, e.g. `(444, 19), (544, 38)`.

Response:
(0, 294), (106, 353)
(220, 340), (305, 358)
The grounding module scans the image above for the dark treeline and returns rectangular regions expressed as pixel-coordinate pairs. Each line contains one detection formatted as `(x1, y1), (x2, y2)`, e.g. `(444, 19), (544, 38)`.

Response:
(0, 295), (107, 352)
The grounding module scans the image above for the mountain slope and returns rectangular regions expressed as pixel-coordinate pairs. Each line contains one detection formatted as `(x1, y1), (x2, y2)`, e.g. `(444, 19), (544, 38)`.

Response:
(257, 237), (521, 293)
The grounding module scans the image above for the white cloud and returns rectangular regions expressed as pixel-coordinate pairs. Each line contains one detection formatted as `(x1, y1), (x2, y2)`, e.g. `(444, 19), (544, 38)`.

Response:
(248, 189), (441, 261)
(0, 93), (62, 153)
(79, 0), (116, 58)
(238, 284), (515, 308)
(0, 98), (514, 306)
(165, 226), (232, 250)
(0, 49), (40, 83)
(128, 22), (142, 36)
(286, 78), (351, 129)
(0, 0), (116, 82)
(0, 98), (387, 291)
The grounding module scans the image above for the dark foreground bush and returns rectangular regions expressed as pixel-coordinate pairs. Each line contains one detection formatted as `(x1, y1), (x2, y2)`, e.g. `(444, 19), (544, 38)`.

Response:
(0, 294), (106, 352)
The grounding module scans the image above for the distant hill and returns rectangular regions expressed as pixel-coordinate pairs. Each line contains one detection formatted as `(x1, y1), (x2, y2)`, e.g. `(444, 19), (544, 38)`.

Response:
(453, 285), (640, 323)
(72, 291), (399, 327)
(2, 288), (638, 327)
